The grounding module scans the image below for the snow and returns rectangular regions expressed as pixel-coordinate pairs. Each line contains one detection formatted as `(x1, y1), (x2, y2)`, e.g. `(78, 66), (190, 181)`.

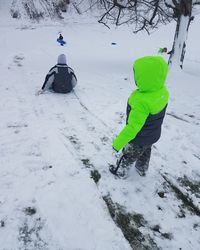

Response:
(0, 4), (200, 250)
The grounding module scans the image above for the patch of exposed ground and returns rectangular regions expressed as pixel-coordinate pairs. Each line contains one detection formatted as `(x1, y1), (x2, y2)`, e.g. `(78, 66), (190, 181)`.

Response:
(103, 195), (173, 250)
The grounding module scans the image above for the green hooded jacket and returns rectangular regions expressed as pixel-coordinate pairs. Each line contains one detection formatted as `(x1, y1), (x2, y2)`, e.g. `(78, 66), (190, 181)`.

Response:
(112, 56), (169, 151)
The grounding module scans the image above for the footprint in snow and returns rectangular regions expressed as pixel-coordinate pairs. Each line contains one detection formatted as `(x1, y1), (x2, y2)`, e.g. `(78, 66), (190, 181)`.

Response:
(13, 54), (24, 67)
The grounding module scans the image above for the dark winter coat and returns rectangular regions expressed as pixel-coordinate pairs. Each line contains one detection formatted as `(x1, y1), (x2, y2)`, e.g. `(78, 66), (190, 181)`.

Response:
(112, 56), (169, 151)
(42, 64), (77, 93)
(59, 34), (63, 40)
(127, 104), (167, 146)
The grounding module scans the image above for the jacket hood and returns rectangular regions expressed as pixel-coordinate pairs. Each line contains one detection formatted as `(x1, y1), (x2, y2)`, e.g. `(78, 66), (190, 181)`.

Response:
(57, 54), (67, 64)
(133, 56), (168, 92)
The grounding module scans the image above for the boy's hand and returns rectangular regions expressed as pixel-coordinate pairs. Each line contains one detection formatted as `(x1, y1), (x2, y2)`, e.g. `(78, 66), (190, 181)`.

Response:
(113, 147), (119, 153)
(112, 146), (120, 155)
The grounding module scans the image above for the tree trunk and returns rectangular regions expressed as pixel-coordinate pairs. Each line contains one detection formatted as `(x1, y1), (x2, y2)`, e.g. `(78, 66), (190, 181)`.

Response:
(168, 0), (192, 69)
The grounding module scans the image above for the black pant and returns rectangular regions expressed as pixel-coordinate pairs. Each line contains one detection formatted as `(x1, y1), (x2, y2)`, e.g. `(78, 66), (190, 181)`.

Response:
(119, 143), (152, 171)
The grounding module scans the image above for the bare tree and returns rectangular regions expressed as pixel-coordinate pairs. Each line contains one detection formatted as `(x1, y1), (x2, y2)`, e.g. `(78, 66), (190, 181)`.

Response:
(83, 0), (200, 68)
(57, 0), (70, 12)
(165, 0), (198, 68)
(97, 0), (172, 33)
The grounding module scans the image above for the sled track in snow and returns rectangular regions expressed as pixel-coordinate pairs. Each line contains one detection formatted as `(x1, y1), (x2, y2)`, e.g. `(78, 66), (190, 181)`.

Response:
(166, 112), (200, 125)
(72, 91), (115, 135)
(35, 90), (200, 248)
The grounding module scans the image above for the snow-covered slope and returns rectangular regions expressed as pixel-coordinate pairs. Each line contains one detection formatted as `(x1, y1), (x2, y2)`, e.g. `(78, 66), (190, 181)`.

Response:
(0, 9), (200, 250)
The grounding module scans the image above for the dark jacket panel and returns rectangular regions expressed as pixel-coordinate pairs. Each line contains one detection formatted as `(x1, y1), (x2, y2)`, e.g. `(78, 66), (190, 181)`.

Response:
(53, 66), (72, 93)
(126, 104), (167, 146)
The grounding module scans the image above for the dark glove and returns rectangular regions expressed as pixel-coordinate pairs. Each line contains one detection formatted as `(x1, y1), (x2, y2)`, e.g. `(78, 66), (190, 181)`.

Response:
(112, 147), (119, 153)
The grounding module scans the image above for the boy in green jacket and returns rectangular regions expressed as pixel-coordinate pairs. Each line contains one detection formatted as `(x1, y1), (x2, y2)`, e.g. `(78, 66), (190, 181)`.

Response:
(110, 56), (169, 177)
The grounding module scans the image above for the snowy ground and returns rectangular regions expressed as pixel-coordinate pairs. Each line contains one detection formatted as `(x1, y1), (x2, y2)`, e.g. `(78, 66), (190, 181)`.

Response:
(0, 4), (200, 250)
